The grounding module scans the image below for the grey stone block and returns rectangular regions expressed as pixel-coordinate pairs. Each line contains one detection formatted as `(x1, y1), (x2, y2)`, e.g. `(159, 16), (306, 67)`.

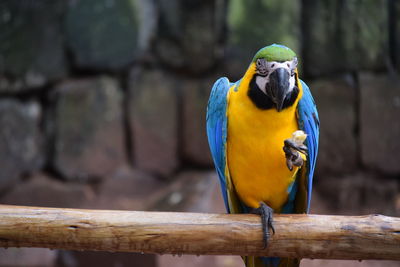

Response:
(181, 77), (214, 166)
(129, 68), (179, 177)
(0, 100), (43, 191)
(155, 0), (225, 74)
(52, 76), (126, 180)
(360, 73), (400, 174)
(65, 0), (156, 70)
(0, 0), (67, 91)
(309, 76), (358, 175)
(302, 0), (387, 76)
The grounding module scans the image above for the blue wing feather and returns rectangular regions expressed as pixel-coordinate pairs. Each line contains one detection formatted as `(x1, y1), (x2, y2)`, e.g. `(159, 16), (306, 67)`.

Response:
(297, 80), (319, 213)
(206, 77), (231, 212)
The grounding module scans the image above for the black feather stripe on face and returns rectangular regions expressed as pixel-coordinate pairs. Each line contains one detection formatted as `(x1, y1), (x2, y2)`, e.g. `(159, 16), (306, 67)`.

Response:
(248, 75), (274, 110)
(248, 75), (299, 111)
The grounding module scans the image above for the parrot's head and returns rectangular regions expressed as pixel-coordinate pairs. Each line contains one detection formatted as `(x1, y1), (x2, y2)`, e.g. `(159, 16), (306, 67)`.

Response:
(248, 44), (299, 112)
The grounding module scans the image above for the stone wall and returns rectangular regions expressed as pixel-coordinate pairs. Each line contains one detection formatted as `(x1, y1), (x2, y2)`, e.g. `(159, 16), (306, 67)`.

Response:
(0, 0), (399, 266)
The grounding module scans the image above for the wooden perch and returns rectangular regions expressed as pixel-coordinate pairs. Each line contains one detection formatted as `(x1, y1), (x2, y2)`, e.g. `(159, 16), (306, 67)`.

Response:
(0, 205), (399, 260)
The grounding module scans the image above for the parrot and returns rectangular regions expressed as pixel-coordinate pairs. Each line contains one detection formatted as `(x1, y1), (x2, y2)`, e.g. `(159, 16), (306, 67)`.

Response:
(206, 44), (319, 267)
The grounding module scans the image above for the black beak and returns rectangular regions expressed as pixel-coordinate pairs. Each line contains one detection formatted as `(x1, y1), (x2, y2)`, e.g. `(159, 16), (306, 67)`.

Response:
(267, 68), (290, 111)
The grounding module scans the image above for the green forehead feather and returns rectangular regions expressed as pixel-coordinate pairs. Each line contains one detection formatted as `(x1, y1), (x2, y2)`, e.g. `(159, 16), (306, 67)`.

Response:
(252, 44), (296, 62)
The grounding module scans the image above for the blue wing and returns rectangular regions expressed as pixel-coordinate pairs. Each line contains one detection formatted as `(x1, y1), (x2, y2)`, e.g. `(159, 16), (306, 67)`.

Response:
(297, 80), (320, 213)
(206, 77), (231, 212)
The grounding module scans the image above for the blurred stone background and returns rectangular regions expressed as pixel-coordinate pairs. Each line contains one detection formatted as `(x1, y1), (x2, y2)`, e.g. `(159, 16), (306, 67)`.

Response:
(0, 0), (399, 266)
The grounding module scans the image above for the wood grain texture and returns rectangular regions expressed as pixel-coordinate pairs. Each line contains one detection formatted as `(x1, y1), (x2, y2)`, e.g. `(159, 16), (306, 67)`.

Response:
(0, 205), (399, 260)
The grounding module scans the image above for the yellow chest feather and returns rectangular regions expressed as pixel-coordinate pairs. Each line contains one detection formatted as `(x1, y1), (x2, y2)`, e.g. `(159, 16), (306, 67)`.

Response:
(226, 73), (302, 211)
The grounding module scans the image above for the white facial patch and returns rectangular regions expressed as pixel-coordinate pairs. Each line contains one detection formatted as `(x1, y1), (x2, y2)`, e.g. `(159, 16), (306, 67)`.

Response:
(255, 76), (268, 94)
(255, 57), (298, 94)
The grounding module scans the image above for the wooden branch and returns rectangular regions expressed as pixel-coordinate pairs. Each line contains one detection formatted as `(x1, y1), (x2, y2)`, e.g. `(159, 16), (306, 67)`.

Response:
(0, 205), (399, 260)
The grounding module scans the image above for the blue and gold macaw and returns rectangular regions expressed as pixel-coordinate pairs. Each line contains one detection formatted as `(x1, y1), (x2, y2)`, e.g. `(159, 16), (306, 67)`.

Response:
(206, 44), (319, 267)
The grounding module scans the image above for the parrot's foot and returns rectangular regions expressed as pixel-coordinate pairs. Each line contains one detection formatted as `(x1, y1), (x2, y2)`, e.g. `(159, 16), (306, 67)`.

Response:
(283, 139), (308, 171)
(251, 202), (275, 249)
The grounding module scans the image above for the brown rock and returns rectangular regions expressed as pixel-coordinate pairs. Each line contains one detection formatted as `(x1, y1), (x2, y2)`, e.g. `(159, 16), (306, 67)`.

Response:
(315, 172), (399, 216)
(52, 76), (126, 181)
(93, 167), (224, 213)
(129, 68), (179, 177)
(309, 76), (358, 175)
(359, 73), (400, 174)
(88, 165), (166, 211)
(0, 173), (94, 208)
(57, 250), (156, 267)
(149, 170), (221, 212)
(0, 248), (57, 267)
(158, 255), (243, 267)
(302, 259), (400, 267)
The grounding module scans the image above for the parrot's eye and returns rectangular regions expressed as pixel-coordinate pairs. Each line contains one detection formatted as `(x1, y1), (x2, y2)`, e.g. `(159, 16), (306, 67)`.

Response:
(291, 70), (295, 77)
(256, 59), (262, 68)
(256, 59), (268, 76)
